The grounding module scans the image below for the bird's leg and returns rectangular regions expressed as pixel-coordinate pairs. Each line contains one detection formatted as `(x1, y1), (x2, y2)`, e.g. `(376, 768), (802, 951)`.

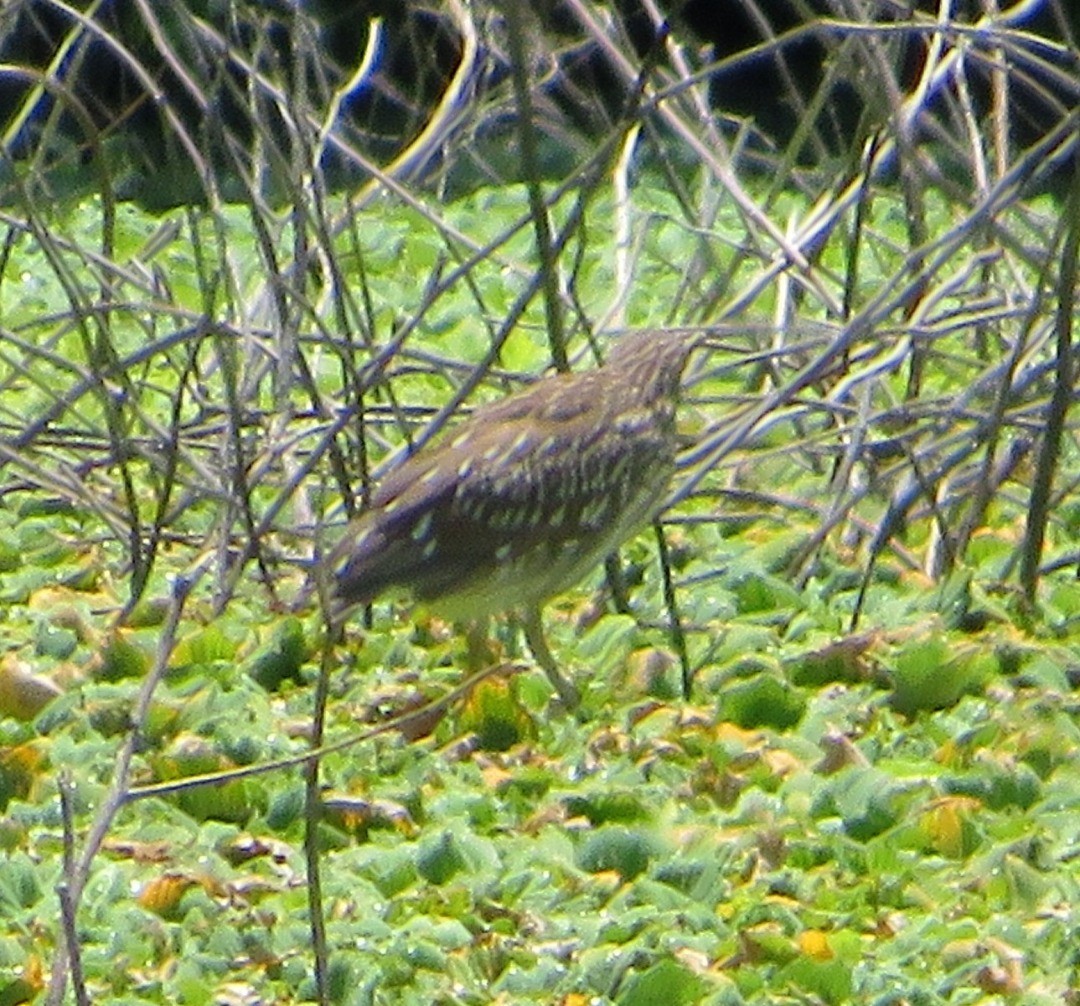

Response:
(462, 618), (497, 671)
(521, 607), (581, 709)
(604, 554), (631, 614)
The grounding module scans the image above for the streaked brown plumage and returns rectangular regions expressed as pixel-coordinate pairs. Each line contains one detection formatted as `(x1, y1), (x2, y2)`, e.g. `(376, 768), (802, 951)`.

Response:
(330, 330), (699, 706)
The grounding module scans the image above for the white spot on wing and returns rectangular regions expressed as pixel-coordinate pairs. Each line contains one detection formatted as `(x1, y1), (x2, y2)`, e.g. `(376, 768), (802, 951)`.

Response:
(411, 512), (433, 541)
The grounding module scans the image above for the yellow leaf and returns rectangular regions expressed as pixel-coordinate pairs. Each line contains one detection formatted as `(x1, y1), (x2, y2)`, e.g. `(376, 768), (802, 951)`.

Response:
(920, 797), (980, 859)
(0, 655), (63, 721)
(138, 873), (197, 916)
(798, 929), (834, 960)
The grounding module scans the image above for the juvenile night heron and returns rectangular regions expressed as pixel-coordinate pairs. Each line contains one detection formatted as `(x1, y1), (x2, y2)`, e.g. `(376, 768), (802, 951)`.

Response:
(330, 330), (700, 707)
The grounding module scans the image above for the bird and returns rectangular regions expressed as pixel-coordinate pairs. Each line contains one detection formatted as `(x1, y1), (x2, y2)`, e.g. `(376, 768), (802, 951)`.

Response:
(329, 329), (701, 707)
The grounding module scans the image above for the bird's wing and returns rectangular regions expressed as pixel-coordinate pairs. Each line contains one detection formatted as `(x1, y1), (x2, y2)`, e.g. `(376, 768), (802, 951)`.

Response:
(331, 389), (592, 603)
(411, 402), (671, 596)
(331, 447), (462, 605)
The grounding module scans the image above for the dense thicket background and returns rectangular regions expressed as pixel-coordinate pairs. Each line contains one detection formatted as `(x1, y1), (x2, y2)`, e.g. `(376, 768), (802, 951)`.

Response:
(1, 2), (1080, 1004)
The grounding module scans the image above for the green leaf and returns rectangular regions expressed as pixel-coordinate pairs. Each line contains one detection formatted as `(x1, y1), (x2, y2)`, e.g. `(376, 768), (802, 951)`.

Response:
(416, 830), (466, 885)
(889, 631), (989, 714)
(247, 616), (308, 690)
(716, 674), (805, 729)
(0, 855), (42, 911)
(579, 614), (638, 675)
(172, 623), (236, 669)
(564, 789), (650, 826)
(617, 958), (709, 1006)
(892, 630), (1000, 715)
(266, 783), (305, 831)
(577, 826), (657, 881)
(777, 956), (853, 1005)
(729, 571), (801, 615)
